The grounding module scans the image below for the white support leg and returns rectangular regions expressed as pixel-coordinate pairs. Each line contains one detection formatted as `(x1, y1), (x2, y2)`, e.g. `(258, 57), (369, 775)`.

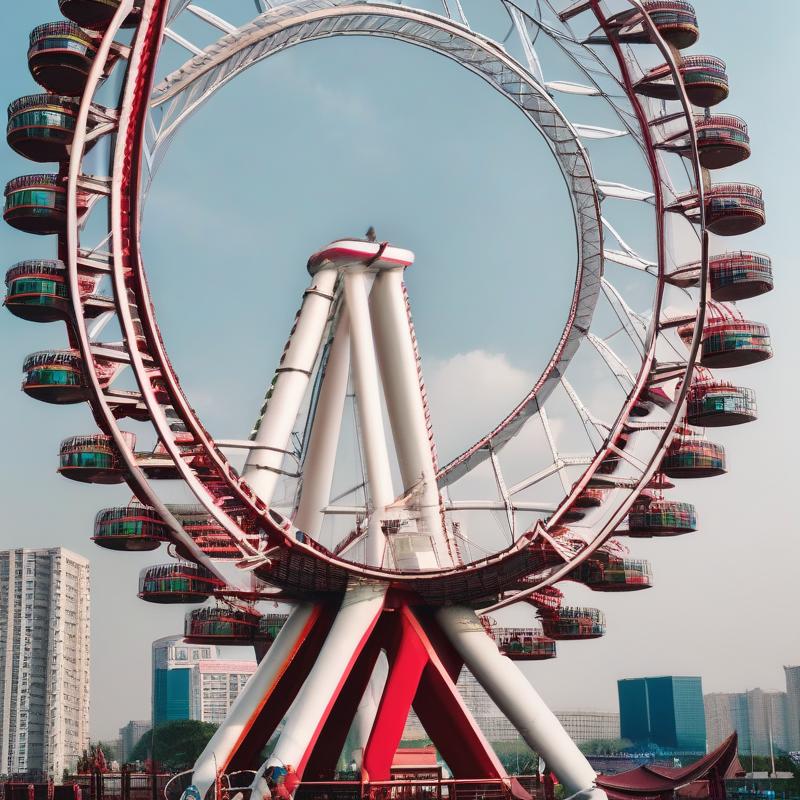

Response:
(343, 271), (395, 568)
(351, 652), (388, 769)
(293, 309), (351, 537)
(243, 268), (338, 505)
(252, 581), (387, 789)
(186, 603), (318, 800)
(436, 606), (604, 799)
(370, 268), (452, 568)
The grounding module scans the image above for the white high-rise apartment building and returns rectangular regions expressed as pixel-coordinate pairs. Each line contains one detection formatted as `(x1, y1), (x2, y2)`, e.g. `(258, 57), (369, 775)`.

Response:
(705, 689), (790, 756)
(0, 548), (90, 779)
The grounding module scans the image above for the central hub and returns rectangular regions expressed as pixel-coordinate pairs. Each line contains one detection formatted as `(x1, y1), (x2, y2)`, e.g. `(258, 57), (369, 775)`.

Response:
(306, 238), (415, 275)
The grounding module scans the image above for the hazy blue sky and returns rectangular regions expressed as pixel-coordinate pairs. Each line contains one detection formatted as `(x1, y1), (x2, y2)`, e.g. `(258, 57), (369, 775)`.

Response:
(0, 1), (797, 741)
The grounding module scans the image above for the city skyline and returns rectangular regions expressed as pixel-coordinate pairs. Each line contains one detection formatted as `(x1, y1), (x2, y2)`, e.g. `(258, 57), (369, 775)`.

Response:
(0, 0), (797, 746)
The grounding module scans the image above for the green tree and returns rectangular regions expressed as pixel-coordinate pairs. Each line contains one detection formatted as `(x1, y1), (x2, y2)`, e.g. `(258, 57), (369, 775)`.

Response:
(491, 740), (539, 775)
(578, 738), (633, 756)
(129, 721), (218, 771)
(735, 755), (800, 796)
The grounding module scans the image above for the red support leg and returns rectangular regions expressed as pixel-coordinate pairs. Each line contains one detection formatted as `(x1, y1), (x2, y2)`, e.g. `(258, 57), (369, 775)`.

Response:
(218, 601), (529, 797)
(413, 662), (504, 779)
(361, 604), (507, 782)
(362, 609), (430, 781)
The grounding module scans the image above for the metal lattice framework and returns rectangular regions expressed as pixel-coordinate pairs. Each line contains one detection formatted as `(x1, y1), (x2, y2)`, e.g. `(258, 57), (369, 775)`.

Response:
(4, 0), (773, 795)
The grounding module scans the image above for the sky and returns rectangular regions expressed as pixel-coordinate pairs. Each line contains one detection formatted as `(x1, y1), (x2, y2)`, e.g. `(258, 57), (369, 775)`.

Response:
(0, 1), (798, 742)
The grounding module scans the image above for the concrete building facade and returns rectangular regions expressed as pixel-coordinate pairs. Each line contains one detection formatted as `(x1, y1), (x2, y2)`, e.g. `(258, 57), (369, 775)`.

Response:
(189, 660), (256, 725)
(705, 689), (791, 756)
(118, 719), (151, 763)
(784, 666), (800, 752)
(0, 548), (90, 779)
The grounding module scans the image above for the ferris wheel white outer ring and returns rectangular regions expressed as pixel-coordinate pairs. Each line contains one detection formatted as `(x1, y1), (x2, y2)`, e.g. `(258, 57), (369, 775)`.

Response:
(61, 0), (709, 601)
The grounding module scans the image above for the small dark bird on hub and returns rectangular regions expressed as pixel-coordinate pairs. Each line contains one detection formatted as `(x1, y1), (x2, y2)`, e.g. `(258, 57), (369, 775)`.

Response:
(365, 226), (377, 242)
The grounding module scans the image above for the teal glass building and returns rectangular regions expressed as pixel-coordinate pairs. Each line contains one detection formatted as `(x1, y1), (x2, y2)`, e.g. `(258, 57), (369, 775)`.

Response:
(152, 635), (215, 725)
(618, 676), (707, 753)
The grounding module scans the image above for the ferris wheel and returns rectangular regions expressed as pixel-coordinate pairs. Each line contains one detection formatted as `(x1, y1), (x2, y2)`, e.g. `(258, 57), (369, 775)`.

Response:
(4, 0), (772, 797)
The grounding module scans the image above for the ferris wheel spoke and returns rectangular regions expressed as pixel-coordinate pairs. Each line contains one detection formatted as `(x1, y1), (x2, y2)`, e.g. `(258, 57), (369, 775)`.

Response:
(606, 440), (648, 474)
(78, 241), (113, 267)
(84, 118), (117, 144)
(539, 407), (570, 495)
(600, 277), (647, 351)
(603, 248), (657, 273)
(518, 12), (644, 140)
(167, 0), (193, 24)
(597, 180), (655, 203)
(87, 310), (115, 341)
(573, 123), (627, 140)
(488, 449), (516, 543)
(560, 377), (609, 448)
(545, 80), (601, 96)
(329, 480), (366, 506)
(164, 27), (205, 56)
(600, 215), (638, 256)
(185, 5), (239, 34)
(507, 5), (545, 82)
(659, 310), (696, 332)
(508, 457), (593, 497)
(587, 333), (636, 391)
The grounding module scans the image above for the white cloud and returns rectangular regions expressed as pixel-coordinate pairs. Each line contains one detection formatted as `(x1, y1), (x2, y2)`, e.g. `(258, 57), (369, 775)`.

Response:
(424, 349), (535, 460)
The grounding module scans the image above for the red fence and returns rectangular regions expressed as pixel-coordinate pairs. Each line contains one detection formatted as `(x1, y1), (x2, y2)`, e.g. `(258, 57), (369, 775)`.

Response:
(295, 778), (530, 800)
(2, 775), (172, 800)
(4, 776), (539, 800)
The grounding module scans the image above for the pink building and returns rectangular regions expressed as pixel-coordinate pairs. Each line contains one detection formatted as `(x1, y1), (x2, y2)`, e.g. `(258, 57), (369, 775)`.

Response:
(190, 660), (257, 724)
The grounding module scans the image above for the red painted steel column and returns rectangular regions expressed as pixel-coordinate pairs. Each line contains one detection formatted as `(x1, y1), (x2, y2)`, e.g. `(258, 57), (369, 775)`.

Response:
(408, 610), (506, 781)
(362, 608), (430, 781)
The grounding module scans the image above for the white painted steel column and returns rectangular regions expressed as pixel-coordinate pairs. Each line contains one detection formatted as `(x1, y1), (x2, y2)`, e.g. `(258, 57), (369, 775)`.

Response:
(293, 309), (351, 536)
(253, 582), (386, 784)
(243, 269), (338, 505)
(436, 606), (603, 798)
(187, 603), (318, 800)
(343, 271), (395, 567)
(370, 268), (452, 567)
(352, 652), (388, 768)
